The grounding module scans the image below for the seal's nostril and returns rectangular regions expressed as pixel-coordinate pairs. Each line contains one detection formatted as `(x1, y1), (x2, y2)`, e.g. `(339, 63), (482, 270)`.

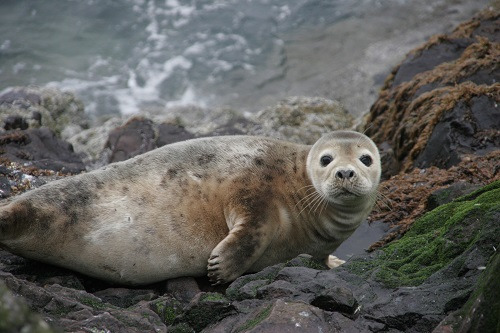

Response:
(336, 169), (355, 179)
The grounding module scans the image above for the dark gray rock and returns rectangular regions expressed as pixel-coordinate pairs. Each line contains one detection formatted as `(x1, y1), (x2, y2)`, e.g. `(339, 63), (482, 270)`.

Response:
(414, 95), (500, 170)
(156, 123), (195, 147)
(0, 176), (11, 198)
(0, 280), (54, 333)
(392, 38), (472, 86)
(105, 117), (197, 163)
(176, 292), (236, 332)
(93, 287), (158, 308)
(105, 117), (157, 163)
(0, 128), (86, 174)
(165, 277), (201, 304)
(311, 287), (359, 318)
(426, 181), (481, 210)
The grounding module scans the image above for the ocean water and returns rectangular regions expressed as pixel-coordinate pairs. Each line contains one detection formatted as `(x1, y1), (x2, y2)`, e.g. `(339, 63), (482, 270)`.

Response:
(0, 0), (488, 119)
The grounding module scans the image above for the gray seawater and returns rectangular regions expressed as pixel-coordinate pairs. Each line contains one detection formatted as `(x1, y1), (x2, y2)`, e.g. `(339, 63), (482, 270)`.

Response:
(0, 0), (488, 120)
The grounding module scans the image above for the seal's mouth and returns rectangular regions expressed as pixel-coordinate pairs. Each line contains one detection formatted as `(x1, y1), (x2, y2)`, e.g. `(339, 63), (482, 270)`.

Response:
(332, 187), (360, 198)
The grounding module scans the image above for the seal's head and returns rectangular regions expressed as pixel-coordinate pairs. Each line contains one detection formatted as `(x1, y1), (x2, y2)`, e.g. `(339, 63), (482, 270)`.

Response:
(306, 131), (381, 205)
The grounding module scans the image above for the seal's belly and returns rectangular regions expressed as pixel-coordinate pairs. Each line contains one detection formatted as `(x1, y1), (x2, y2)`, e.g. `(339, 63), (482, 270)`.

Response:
(75, 205), (226, 283)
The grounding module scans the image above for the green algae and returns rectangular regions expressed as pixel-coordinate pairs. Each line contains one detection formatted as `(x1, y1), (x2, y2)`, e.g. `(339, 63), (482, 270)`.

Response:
(199, 292), (227, 302)
(180, 292), (235, 332)
(235, 304), (273, 333)
(346, 180), (500, 287)
(284, 255), (328, 270)
(168, 323), (195, 333)
(456, 252), (500, 332)
(79, 296), (107, 310)
(152, 298), (182, 326)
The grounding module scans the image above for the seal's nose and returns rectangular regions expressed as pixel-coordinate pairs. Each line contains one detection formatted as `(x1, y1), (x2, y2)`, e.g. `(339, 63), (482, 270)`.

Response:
(336, 169), (355, 179)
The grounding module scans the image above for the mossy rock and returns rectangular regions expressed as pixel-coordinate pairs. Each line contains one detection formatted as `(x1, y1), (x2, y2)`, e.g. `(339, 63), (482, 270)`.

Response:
(234, 303), (273, 333)
(456, 251), (500, 332)
(226, 264), (285, 301)
(151, 297), (183, 326)
(346, 180), (500, 287)
(176, 292), (236, 332)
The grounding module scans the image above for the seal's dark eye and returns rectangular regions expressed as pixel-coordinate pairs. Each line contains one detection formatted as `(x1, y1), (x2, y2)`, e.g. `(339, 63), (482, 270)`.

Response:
(360, 154), (373, 167)
(320, 155), (333, 167)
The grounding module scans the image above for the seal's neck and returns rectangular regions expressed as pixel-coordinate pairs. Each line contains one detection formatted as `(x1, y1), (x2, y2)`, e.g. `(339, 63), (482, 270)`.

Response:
(310, 195), (375, 243)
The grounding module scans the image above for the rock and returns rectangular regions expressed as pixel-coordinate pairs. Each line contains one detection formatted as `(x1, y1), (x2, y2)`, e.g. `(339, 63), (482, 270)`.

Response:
(104, 116), (196, 163)
(0, 176), (11, 198)
(165, 277), (201, 304)
(66, 116), (124, 167)
(246, 96), (354, 144)
(93, 288), (158, 308)
(157, 123), (195, 147)
(150, 295), (184, 326)
(0, 86), (89, 139)
(0, 128), (86, 174)
(310, 287), (359, 318)
(432, 252), (500, 333)
(425, 181), (481, 210)
(175, 292), (236, 332)
(239, 300), (334, 333)
(0, 280), (54, 333)
(364, 9), (500, 178)
(105, 116), (157, 163)
(0, 268), (167, 332)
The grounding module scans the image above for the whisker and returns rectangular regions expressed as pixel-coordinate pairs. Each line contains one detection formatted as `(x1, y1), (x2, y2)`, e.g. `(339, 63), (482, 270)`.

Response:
(311, 194), (324, 215)
(295, 190), (320, 208)
(318, 195), (329, 216)
(303, 192), (323, 215)
(297, 192), (320, 217)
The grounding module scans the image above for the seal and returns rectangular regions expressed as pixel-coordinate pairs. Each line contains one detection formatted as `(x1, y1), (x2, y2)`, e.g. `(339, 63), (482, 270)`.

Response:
(0, 131), (380, 285)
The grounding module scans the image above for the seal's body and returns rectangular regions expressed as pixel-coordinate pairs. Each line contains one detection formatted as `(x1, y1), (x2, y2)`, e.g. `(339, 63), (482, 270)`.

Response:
(0, 132), (380, 285)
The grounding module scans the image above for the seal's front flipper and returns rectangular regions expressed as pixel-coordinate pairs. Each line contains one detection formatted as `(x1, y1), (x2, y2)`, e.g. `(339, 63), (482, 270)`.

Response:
(207, 213), (278, 285)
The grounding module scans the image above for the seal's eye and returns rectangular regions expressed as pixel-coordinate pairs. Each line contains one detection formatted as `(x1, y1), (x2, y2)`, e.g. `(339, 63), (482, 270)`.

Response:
(360, 154), (373, 167)
(320, 155), (333, 167)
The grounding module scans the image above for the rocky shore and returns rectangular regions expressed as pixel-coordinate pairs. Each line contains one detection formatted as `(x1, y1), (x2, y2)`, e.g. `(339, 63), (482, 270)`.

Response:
(0, 8), (498, 333)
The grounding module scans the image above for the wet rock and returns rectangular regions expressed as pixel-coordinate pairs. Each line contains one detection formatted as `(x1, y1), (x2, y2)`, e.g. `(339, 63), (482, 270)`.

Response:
(150, 295), (184, 326)
(176, 292), (236, 332)
(364, 9), (500, 178)
(165, 277), (201, 304)
(0, 268), (167, 333)
(0, 86), (89, 139)
(157, 123), (195, 147)
(311, 287), (359, 318)
(240, 300), (334, 333)
(93, 287), (158, 308)
(105, 116), (157, 163)
(432, 252), (500, 333)
(104, 116), (197, 163)
(426, 181), (481, 210)
(0, 176), (11, 198)
(0, 280), (54, 333)
(0, 128), (86, 174)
